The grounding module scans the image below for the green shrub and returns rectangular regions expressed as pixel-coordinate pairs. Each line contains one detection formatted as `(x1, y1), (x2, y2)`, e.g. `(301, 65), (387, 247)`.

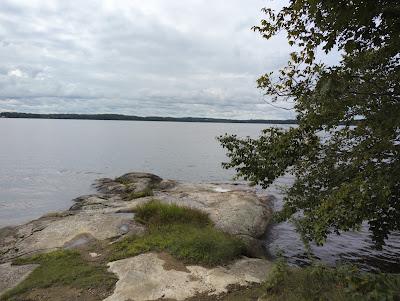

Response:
(110, 224), (245, 266)
(134, 200), (211, 227)
(2, 250), (117, 300)
(262, 260), (400, 301)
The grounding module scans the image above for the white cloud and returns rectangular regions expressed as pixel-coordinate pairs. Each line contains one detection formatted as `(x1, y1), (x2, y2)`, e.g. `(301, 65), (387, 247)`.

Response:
(8, 68), (27, 78)
(0, 0), (316, 119)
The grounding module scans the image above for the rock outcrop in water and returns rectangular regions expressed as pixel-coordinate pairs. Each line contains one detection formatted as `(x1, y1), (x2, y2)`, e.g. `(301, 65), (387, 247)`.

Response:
(0, 172), (273, 300)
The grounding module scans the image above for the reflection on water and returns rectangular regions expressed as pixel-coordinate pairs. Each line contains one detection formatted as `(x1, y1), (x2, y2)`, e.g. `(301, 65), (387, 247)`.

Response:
(0, 118), (399, 272)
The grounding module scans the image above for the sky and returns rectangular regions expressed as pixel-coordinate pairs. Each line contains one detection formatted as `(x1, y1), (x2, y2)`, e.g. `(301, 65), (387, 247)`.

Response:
(0, 0), (299, 119)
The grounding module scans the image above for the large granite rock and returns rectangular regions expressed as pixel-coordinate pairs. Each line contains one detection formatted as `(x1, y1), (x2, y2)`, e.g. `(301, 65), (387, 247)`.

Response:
(104, 253), (271, 301)
(1, 173), (272, 262)
(0, 172), (273, 299)
(95, 172), (162, 197)
(155, 182), (271, 239)
(93, 173), (272, 241)
(0, 210), (145, 263)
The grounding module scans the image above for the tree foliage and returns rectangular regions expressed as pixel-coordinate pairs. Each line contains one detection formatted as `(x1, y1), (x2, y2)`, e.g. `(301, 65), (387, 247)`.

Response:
(219, 0), (400, 247)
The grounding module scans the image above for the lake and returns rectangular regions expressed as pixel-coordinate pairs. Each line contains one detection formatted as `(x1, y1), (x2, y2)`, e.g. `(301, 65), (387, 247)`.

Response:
(1, 118), (399, 272)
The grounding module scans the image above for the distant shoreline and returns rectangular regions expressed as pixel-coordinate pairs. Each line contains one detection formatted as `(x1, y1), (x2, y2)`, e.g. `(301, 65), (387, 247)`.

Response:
(0, 112), (297, 125)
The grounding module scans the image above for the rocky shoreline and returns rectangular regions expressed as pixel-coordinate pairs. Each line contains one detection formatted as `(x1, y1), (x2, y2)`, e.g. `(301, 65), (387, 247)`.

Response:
(0, 172), (273, 300)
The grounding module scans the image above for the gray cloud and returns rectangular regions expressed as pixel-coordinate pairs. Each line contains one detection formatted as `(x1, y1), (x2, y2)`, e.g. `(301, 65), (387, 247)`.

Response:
(0, 0), (298, 119)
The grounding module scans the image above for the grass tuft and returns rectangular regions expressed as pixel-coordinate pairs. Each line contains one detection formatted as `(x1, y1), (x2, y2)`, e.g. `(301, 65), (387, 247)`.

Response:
(1, 250), (117, 301)
(110, 200), (245, 266)
(134, 200), (210, 226)
(110, 224), (245, 266)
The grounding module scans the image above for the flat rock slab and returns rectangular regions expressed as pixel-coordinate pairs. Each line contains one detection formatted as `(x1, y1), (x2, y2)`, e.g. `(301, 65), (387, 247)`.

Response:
(0, 262), (38, 296)
(104, 253), (271, 301)
(1, 212), (144, 262)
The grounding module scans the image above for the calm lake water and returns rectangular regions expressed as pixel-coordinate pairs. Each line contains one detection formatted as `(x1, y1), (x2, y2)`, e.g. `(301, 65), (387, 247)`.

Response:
(0, 118), (399, 272)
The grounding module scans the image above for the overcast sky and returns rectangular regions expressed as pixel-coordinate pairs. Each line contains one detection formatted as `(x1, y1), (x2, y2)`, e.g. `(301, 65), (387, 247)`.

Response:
(0, 0), (300, 119)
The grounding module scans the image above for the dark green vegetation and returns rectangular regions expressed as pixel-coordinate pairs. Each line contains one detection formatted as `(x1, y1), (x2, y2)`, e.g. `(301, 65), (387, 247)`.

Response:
(110, 224), (245, 265)
(260, 261), (400, 301)
(111, 200), (245, 265)
(115, 176), (155, 199)
(126, 187), (154, 199)
(1, 250), (117, 301)
(219, 0), (400, 247)
(114, 176), (132, 185)
(0, 112), (297, 124)
(134, 200), (210, 226)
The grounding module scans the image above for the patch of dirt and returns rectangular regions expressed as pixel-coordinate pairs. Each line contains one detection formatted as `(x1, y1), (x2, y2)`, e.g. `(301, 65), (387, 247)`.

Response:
(158, 252), (190, 273)
(62, 234), (112, 264)
(183, 284), (263, 301)
(17, 285), (111, 301)
(152, 283), (263, 301)
(61, 234), (131, 269)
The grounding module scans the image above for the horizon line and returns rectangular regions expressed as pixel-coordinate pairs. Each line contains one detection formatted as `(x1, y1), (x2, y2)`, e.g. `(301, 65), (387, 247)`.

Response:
(0, 112), (298, 124)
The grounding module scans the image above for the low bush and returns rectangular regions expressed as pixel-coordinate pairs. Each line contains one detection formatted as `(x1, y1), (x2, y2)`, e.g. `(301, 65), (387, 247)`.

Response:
(261, 260), (400, 301)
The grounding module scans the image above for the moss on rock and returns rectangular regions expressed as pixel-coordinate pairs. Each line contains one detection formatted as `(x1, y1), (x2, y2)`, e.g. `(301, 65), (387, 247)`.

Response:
(1, 250), (117, 301)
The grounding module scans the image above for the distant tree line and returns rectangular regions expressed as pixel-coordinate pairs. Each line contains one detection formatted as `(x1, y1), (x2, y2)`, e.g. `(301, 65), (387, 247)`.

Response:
(0, 112), (298, 124)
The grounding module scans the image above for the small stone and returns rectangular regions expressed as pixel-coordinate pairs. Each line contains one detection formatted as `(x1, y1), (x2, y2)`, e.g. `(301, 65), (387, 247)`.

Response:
(214, 187), (231, 193)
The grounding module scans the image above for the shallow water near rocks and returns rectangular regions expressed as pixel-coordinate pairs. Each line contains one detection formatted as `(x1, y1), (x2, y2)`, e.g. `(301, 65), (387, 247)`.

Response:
(0, 118), (399, 272)
(263, 174), (400, 273)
